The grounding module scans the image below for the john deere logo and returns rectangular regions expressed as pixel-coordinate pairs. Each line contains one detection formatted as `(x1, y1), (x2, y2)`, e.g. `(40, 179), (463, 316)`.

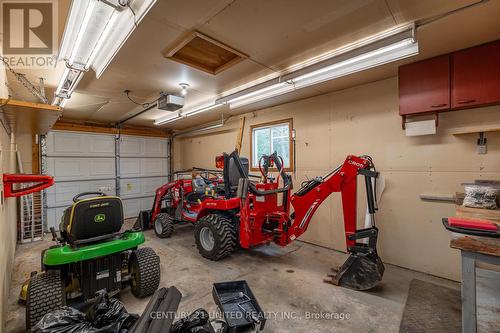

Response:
(94, 214), (106, 223)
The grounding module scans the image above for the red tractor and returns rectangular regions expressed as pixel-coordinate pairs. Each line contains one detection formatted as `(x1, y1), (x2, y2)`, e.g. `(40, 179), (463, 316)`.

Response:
(138, 151), (384, 290)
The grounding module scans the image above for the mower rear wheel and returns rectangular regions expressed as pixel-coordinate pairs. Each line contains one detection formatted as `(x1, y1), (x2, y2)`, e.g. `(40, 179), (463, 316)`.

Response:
(194, 214), (237, 261)
(25, 270), (66, 330)
(153, 213), (174, 238)
(129, 247), (161, 298)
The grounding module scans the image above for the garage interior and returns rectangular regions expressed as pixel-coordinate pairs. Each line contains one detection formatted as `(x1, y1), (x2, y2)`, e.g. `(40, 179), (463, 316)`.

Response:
(0, 0), (499, 332)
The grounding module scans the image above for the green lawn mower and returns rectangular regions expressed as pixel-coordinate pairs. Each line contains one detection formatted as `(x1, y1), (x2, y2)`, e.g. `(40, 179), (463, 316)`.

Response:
(20, 192), (161, 330)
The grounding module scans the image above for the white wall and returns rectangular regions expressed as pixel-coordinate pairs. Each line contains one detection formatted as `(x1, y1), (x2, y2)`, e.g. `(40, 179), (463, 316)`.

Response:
(0, 127), (17, 332)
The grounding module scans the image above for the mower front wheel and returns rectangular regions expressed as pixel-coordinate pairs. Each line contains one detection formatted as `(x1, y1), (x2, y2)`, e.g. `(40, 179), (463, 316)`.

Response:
(129, 247), (161, 298)
(153, 213), (174, 238)
(25, 270), (66, 330)
(194, 214), (237, 261)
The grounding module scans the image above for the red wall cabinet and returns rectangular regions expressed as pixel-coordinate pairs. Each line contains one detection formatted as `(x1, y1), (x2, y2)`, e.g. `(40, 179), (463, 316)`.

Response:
(399, 40), (500, 120)
(399, 55), (450, 116)
(451, 41), (500, 109)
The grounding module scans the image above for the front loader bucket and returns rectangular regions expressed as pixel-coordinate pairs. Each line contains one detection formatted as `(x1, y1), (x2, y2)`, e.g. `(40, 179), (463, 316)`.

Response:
(325, 252), (385, 291)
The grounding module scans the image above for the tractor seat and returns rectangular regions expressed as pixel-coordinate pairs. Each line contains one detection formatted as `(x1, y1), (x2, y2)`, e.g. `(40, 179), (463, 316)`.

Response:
(60, 195), (124, 245)
(223, 153), (249, 198)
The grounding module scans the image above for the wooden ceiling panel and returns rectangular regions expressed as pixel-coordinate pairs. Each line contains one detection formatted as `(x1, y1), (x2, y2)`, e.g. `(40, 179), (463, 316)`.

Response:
(163, 31), (248, 75)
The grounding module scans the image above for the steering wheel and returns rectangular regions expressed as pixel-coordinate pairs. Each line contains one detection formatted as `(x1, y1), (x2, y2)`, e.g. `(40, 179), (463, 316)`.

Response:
(73, 192), (106, 203)
(259, 155), (285, 183)
(199, 172), (220, 185)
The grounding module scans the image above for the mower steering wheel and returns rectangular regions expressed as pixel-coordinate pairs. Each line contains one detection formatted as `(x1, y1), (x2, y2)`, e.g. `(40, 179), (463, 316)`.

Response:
(73, 192), (106, 202)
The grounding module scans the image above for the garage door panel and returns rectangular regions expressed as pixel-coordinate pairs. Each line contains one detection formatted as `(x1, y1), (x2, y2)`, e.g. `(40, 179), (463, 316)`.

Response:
(46, 179), (116, 207)
(46, 132), (115, 157)
(47, 206), (66, 230)
(120, 177), (167, 199)
(122, 197), (155, 218)
(119, 136), (168, 157)
(45, 131), (169, 229)
(119, 136), (141, 156)
(119, 158), (168, 178)
(142, 158), (167, 176)
(143, 138), (168, 156)
(48, 157), (115, 181)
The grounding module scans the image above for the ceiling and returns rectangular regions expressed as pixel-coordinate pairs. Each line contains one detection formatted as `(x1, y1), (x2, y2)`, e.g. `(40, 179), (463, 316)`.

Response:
(5, 0), (500, 131)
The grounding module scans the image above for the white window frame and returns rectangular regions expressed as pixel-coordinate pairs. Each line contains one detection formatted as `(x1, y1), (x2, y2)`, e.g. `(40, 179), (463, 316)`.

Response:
(250, 119), (293, 171)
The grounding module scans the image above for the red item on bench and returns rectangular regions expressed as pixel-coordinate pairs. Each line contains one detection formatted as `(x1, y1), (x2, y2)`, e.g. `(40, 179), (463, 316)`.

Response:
(447, 217), (498, 231)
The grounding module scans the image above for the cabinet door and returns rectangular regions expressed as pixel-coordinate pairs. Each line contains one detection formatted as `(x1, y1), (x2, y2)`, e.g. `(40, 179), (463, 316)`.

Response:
(399, 55), (450, 115)
(452, 41), (500, 109)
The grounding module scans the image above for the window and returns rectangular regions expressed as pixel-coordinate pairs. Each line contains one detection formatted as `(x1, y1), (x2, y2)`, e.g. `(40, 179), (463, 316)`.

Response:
(250, 119), (293, 170)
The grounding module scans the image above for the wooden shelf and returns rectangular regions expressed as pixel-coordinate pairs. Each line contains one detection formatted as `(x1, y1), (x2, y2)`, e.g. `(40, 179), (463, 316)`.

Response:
(0, 98), (62, 134)
(456, 205), (500, 223)
(451, 126), (500, 135)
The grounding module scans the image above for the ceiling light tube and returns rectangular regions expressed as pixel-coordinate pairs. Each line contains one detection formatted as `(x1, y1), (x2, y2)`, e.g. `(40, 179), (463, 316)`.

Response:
(154, 112), (182, 125)
(228, 82), (295, 109)
(92, 0), (158, 78)
(53, 0), (157, 105)
(215, 24), (417, 109)
(68, 0), (97, 66)
(292, 38), (418, 89)
(86, 11), (119, 69)
(183, 103), (221, 117)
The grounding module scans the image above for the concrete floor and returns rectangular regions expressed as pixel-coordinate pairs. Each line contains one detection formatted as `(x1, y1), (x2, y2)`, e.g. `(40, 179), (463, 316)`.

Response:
(6, 220), (459, 332)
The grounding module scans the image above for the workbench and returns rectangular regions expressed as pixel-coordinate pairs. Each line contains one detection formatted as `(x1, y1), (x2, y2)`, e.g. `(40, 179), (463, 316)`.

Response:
(451, 235), (500, 333)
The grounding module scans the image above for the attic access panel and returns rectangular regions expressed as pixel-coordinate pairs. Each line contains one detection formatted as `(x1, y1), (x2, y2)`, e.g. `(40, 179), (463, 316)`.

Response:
(163, 31), (248, 75)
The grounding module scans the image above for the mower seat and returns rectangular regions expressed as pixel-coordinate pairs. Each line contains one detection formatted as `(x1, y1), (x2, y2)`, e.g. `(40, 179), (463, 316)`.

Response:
(60, 195), (124, 245)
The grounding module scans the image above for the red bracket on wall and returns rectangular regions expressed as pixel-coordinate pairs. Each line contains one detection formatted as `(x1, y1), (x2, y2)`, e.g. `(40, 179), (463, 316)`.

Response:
(2, 174), (55, 198)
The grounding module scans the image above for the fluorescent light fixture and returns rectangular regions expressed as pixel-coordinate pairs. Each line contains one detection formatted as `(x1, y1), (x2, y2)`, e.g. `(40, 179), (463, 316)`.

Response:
(154, 112), (182, 126)
(54, 67), (85, 99)
(216, 24), (418, 109)
(228, 82), (295, 109)
(54, 0), (157, 105)
(59, 97), (69, 108)
(291, 38), (418, 89)
(154, 103), (223, 126)
(92, 0), (158, 78)
(183, 103), (221, 117)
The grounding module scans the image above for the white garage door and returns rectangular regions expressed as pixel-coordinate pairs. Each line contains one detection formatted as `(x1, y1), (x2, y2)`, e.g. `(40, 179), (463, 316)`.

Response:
(118, 135), (169, 218)
(44, 131), (169, 229)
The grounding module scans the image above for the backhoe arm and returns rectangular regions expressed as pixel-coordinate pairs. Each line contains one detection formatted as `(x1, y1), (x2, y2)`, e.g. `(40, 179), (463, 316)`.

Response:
(288, 155), (376, 251)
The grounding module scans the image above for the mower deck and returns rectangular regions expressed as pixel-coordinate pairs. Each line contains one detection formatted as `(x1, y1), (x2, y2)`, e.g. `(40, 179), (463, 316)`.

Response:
(43, 231), (145, 266)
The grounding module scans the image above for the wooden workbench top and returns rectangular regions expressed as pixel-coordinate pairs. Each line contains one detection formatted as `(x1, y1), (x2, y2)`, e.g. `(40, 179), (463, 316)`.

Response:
(451, 235), (500, 257)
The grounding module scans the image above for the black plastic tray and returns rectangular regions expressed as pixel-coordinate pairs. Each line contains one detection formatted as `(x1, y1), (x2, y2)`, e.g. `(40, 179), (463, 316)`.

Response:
(212, 280), (266, 332)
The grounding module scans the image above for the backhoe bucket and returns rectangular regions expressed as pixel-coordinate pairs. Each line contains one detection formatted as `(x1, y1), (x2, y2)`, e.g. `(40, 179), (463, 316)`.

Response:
(325, 252), (384, 291)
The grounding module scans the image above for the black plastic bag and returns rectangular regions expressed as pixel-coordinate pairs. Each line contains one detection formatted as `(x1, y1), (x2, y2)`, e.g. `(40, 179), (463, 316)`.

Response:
(86, 292), (138, 331)
(171, 309), (210, 333)
(29, 292), (138, 333)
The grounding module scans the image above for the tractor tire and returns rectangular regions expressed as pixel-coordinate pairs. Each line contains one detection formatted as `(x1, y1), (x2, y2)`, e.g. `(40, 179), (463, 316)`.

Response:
(129, 247), (160, 298)
(25, 270), (66, 330)
(153, 213), (174, 238)
(194, 214), (237, 261)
